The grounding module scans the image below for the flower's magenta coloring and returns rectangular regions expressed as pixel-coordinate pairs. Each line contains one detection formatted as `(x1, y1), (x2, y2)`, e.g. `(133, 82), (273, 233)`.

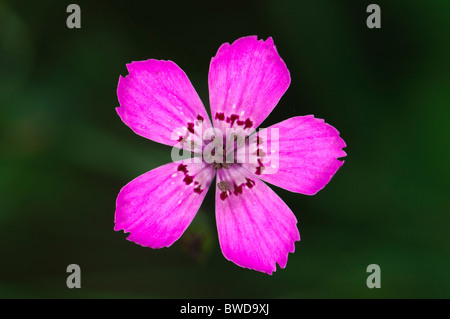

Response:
(115, 36), (347, 274)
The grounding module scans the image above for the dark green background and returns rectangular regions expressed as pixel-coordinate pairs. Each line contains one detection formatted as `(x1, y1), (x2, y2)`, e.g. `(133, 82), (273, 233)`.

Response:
(1, 0), (449, 298)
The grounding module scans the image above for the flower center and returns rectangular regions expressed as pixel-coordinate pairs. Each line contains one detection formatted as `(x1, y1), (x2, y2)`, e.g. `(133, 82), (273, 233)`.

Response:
(209, 133), (245, 170)
(213, 162), (230, 170)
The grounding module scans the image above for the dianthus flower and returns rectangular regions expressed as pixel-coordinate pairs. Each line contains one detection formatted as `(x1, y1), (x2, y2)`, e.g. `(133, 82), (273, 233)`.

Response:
(115, 36), (346, 274)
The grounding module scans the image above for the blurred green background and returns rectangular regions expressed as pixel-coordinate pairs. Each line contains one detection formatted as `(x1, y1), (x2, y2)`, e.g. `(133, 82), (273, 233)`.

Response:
(1, 0), (449, 298)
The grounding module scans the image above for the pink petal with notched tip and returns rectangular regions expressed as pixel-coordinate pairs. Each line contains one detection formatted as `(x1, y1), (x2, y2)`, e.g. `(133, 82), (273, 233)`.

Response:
(115, 159), (215, 248)
(215, 165), (300, 274)
(244, 115), (347, 195)
(208, 36), (290, 135)
(117, 59), (211, 147)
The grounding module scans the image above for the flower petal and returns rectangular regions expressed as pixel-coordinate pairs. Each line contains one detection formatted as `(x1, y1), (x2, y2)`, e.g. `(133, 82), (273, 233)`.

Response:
(115, 160), (215, 248)
(215, 165), (300, 274)
(208, 36), (290, 135)
(117, 59), (212, 146)
(243, 115), (347, 195)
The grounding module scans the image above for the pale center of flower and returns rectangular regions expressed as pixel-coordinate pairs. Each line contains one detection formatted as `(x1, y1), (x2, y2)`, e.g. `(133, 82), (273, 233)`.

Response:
(176, 113), (264, 200)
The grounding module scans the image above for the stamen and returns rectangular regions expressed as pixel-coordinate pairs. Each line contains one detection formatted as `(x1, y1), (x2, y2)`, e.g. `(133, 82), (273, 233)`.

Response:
(255, 159), (265, 175)
(256, 149), (266, 156)
(218, 177), (256, 201)
(213, 162), (230, 170)
(177, 163), (205, 194)
(187, 122), (195, 134)
(256, 136), (263, 145)
(215, 112), (253, 130)
(215, 112), (225, 121)
(217, 181), (230, 192)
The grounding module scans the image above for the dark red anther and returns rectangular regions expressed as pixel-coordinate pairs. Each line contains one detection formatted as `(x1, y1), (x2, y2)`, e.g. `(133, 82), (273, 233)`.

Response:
(243, 118), (253, 129)
(215, 112), (225, 121)
(219, 178), (256, 201)
(177, 163), (203, 193)
(257, 149), (267, 157)
(187, 122), (195, 134)
(226, 114), (239, 127)
(220, 191), (228, 201)
(183, 175), (194, 185)
(233, 183), (243, 196)
(194, 185), (203, 194)
(255, 159), (264, 175)
(245, 178), (255, 188)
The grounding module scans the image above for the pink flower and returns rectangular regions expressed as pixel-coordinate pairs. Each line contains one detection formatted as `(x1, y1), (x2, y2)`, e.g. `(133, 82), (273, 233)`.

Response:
(114, 36), (347, 274)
